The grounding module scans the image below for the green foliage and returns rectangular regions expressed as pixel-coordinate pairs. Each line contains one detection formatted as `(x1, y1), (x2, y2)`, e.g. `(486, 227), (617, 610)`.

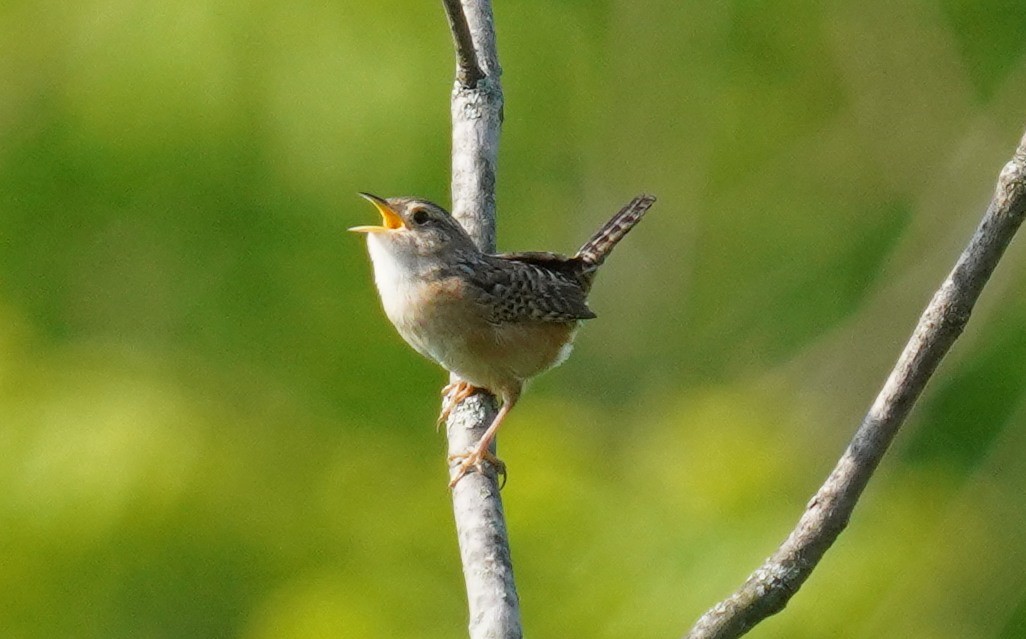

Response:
(2, 1), (1026, 637)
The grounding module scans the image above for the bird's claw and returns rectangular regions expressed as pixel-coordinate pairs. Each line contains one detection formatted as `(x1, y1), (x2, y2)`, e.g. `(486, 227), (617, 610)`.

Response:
(448, 448), (506, 489)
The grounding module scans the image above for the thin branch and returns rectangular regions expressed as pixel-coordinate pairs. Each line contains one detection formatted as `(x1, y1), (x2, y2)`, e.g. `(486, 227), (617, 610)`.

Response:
(685, 128), (1026, 639)
(442, 2), (519, 639)
(442, 0), (485, 88)
(448, 0), (502, 252)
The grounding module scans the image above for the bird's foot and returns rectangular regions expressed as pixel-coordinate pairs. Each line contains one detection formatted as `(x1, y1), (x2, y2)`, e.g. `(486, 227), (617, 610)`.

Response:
(448, 448), (506, 489)
(437, 381), (478, 430)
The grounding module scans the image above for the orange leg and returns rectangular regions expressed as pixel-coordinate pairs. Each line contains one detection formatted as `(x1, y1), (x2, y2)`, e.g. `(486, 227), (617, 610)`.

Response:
(437, 380), (479, 430)
(448, 394), (518, 488)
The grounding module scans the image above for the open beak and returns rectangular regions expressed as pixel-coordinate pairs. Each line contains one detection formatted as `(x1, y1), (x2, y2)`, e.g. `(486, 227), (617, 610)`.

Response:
(350, 193), (405, 233)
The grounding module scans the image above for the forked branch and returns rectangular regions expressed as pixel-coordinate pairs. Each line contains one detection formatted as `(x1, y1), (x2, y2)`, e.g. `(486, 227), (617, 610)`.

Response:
(685, 128), (1026, 638)
(441, 2), (519, 639)
(442, 0), (485, 88)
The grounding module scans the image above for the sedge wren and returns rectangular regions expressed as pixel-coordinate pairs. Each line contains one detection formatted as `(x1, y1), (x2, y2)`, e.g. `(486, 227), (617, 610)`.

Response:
(351, 193), (655, 487)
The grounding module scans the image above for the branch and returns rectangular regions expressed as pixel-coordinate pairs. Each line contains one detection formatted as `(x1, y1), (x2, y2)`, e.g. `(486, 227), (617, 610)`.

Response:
(442, 2), (519, 639)
(685, 128), (1026, 639)
(442, 0), (485, 88)
(447, 0), (502, 252)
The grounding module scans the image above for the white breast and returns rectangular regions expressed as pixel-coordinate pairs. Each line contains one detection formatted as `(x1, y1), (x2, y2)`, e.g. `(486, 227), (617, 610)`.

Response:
(366, 234), (415, 324)
(364, 233), (449, 366)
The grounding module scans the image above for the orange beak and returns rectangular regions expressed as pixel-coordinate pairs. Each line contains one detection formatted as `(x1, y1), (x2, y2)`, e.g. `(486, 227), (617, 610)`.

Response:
(350, 193), (404, 233)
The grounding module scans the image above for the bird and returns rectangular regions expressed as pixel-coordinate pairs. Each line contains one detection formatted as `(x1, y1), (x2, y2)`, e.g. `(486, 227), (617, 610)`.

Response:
(350, 192), (655, 487)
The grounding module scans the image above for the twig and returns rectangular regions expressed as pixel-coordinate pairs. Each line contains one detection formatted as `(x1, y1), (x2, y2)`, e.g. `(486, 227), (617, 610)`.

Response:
(441, 2), (519, 639)
(442, 0), (485, 88)
(684, 128), (1026, 639)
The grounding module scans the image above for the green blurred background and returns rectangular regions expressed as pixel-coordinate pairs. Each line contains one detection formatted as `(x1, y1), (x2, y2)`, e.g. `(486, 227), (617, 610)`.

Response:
(3, 1), (1026, 637)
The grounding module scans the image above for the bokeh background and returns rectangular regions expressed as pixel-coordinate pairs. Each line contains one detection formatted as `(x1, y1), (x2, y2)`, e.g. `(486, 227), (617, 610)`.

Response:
(3, 1), (1026, 637)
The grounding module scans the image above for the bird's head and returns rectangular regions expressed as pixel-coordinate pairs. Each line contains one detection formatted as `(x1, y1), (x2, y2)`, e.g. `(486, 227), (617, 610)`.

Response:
(350, 193), (478, 263)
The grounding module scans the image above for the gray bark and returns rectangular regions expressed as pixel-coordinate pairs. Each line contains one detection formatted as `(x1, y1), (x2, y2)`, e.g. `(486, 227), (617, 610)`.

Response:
(442, 2), (521, 639)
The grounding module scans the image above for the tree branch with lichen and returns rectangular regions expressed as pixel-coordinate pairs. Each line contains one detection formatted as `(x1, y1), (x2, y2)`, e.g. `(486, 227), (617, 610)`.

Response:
(441, 2), (520, 639)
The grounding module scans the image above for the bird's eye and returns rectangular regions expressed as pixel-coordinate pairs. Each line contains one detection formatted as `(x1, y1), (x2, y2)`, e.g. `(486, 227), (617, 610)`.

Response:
(411, 209), (431, 226)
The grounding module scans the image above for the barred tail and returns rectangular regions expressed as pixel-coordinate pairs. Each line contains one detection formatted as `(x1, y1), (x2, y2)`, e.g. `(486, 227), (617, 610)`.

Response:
(575, 194), (655, 270)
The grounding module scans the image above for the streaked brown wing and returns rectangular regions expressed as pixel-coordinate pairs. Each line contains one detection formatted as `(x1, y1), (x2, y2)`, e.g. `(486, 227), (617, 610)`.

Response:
(462, 253), (595, 323)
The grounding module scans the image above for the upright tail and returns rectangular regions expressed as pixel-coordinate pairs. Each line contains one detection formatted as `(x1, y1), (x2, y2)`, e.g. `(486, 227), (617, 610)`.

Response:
(575, 194), (655, 277)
